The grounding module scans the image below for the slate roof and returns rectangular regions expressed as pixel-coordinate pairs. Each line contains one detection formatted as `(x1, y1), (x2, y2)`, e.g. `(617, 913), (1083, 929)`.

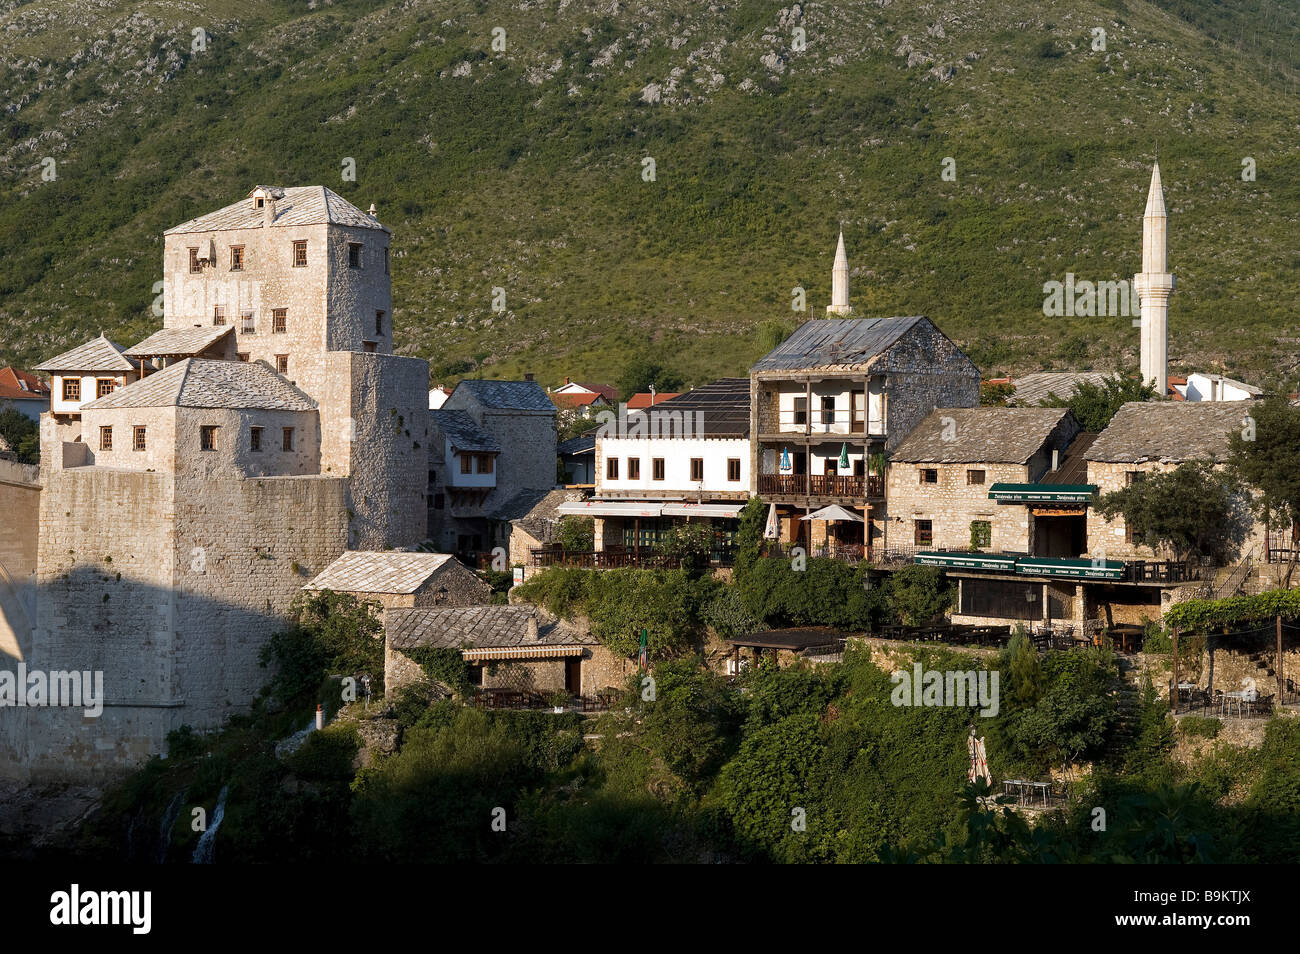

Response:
(386, 606), (595, 651)
(454, 379), (555, 413)
(433, 409), (501, 453)
(493, 488), (590, 541)
(751, 316), (926, 372)
(36, 335), (141, 373)
(1086, 401), (1256, 464)
(632, 378), (751, 438)
(81, 358), (316, 411)
(304, 551), (459, 595)
(1011, 371), (1119, 406)
(558, 432), (596, 456)
(165, 186), (388, 234)
(1040, 432), (1098, 484)
(124, 326), (233, 358)
(890, 407), (1076, 464)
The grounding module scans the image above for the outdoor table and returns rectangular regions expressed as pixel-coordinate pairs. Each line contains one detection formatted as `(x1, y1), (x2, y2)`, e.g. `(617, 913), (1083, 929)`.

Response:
(1221, 690), (1253, 717)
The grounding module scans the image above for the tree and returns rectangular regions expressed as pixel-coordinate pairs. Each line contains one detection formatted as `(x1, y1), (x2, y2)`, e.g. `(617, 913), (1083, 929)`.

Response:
(980, 380), (1014, 407)
(617, 356), (684, 400)
(884, 565), (953, 626)
(0, 404), (39, 465)
(658, 523), (713, 568)
(1228, 394), (1300, 572)
(1094, 461), (1248, 564)
(1034, 374), (1156, 431)
(556, 516), (594, 552)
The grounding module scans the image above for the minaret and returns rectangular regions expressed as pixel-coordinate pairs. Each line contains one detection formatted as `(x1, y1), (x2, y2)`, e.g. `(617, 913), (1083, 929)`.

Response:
(1134, 162), (1174, 396)
(826, 231), (852, 315)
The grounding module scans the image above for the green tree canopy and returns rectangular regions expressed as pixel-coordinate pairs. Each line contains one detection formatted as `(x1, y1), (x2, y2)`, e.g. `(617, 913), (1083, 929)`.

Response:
(1228, 394), (1300, 546)
(1094, 461), (1248, 564)
(616, 356), (684, 400)
(1034, 374), (1156, 431)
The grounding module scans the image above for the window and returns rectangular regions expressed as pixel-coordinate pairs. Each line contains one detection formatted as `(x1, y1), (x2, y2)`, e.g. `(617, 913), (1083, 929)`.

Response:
(96, 378), (115, 398)
(237, 352), (250, 362)
(652, 458), (665, 481)
(62, 378), (80, 401)
(727, 458), (742, 482)
(967, 469), (986, 485)
(348, 243), (362, 268)
(363, 341), (377, 354)
(433, 493), (444, 510)
(213, 305), (226, 326)
(821, 395), (835, 426)
(1125, 522), (1137, 545)
(477, 454), (494, 474)
(375, 310), (385, 336)
(282, 427), (294, 452)
(254, 196), (265, 209)
(275, 355), (289, 375)
(690, 458), (704, 482)
(230, 246), (244, 271)
(241, 310), (256, 334)
(272, 308), (287, 334)
(1125, 471), (1146, 486)
(200, 425), (218, 451)
(793, 396), (808, 426)
(914, 519), (933, 546)
(607, 457), (619, 480)
(133, 426), (147, 451)
(189, 248), (201, 273)
(460, 454), (474, 475)
(971, 520), (992, 549)
(292, 240), (308, 267)
(920, 468), (938, 484)
(250, 426), (263, 452)
(384, 247), (389, 274)
(99, 426), (112, 451)
(628, 458), (641, 480)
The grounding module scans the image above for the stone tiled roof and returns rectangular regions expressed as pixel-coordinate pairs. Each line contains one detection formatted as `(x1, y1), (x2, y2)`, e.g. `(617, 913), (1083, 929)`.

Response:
(124, 326), (233, 358)
(164, 186), (388, 234)
(492, 488), (589, 540)
(1011, 371), (1119, 406)
(751, 316), (926, 372)
(386, 606), (595, 651)
(81, 358), (316, 411)
(35, 335), (140, 373)
(433, 409), (500, 453)
(304, 551), (459, 595)
(454, 379), (556, 413)
(1086, 401), (1257, 464)
(890, 407), (1076, 464)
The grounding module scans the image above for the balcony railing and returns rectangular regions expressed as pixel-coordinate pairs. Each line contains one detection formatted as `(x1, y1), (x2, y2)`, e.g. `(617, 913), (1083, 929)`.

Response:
(757, 473), (884, 498)
(760, 407), (883, 436)
(763, 542), (867, 563)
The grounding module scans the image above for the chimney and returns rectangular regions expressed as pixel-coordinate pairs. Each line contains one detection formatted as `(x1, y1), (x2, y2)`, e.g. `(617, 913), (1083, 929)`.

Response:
(524, 372), (534, 382)
(368, 203), (378, 217)
(1051, 448), (1060, 471)
(262, 194), (276, 228)
(526, 614), (539, 640)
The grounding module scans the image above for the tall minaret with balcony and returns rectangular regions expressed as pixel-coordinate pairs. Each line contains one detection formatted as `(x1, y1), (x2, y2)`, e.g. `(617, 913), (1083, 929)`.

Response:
(1134, 163), (1174, 396)
(826, 231), (852, 315)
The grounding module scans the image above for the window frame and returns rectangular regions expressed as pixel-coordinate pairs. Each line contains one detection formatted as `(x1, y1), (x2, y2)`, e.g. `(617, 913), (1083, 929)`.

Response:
(606, 457), (619, 481)
(200, 425), (219, 452)
(62, 377), (81, 401)
(652, 458), (665, 481)
(292, 240), (308, 268)
(250, 426), (263, 453)
(133, 426), (147, 452)
(99, 426), (112, 451)
(914, 519), (934, 547)
(920, 468), (939, 484)
(282, 427), (295, 452)
(272, 308), (287, 334)
(230, 245), (244, 271)
(627, 457), (641, 480)
(690, 457), (704, 482)
(966, 469), (986, 485)
(189, 247), (201, 273)
(348, 242), (362, 268)
(95, 378), (116, 398)
(727, 458), (742, 482)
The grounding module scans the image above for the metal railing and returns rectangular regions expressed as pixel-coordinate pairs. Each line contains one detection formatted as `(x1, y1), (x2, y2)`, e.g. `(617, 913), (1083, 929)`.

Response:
(762, 542), (867, 563)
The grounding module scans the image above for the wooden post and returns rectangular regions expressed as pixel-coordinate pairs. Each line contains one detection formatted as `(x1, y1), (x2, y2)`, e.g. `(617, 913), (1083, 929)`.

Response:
(1171, 626), (1180, 712)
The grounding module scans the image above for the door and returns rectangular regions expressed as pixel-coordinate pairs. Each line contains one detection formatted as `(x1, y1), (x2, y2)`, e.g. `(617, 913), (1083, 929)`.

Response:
(564, 658), (582, 694)
(851, 390), (865, 433)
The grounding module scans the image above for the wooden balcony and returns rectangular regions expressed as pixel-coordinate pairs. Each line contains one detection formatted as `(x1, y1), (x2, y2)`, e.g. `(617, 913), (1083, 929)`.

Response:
(757, 473), (884, 499)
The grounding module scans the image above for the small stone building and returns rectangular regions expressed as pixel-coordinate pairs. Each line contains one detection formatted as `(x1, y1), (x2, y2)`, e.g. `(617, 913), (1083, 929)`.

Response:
(384, 605), (629, 697)
(303, 550), (490, 610)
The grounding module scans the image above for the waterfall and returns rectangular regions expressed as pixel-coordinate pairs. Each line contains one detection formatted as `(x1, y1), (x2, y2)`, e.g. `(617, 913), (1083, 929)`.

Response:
(190, 786), (229, 864)
(156, 790), (186, 864)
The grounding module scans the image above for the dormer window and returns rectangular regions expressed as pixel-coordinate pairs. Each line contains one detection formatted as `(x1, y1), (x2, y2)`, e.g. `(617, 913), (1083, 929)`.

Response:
(254, 197), (265, 209)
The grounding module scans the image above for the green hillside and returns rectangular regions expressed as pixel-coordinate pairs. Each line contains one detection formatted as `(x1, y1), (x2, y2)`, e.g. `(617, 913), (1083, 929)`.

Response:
(3, 0), (1300, 390)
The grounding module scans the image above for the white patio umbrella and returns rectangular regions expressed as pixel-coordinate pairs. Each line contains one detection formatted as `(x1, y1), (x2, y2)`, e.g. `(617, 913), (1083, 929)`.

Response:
(799, 504), (864, 523)
(763, 502), (780, 540)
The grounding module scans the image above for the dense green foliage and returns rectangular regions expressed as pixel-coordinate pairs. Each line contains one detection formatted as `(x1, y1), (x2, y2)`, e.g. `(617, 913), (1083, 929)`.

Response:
(1033, 374), (1156, 431)
(1228, 395), (1300, 546)
(1095, 461), (1248, 563)
(258, 590), (385, 703)
(4, 1), (1300, 387)
(555, 516), (595, 552)
(0, 405), (38, 465)
(1164, 587), (1300, 631)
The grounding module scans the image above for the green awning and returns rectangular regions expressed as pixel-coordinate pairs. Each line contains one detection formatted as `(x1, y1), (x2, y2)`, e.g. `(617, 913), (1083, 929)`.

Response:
(1015, 557), (1125, 580)
(988, 483), (1097, 504)
(914, 551), (1018, 571)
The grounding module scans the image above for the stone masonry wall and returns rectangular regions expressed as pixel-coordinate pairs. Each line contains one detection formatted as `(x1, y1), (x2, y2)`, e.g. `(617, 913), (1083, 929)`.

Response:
(885, 461), (1030, 552)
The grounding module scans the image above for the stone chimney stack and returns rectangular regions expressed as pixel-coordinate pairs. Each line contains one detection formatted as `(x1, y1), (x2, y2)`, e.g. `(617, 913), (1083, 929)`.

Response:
(1134, 162), (1174, 397)
(526, 614), (539, 640)
(262, 193), (276, 228)
(826, 231), (852, 315)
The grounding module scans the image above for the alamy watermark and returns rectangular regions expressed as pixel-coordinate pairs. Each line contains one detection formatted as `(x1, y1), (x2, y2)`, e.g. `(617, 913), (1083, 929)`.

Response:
(594, 404), (705, 440)
(890, 664), (999, 717)
(0, 664), (104, 717)
(1042, 273), (1141, 318)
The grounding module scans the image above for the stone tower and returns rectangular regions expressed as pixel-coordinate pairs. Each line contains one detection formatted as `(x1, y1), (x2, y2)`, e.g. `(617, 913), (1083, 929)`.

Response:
(826, 231), (852, 315)
(1134, 163), (1174, 396)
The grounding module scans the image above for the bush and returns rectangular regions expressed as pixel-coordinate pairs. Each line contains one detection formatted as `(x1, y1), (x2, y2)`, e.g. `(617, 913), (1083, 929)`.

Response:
(884, 565), (953, 627)
(556, 516), (594, 552)
(1181, 716), (1222, 740)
